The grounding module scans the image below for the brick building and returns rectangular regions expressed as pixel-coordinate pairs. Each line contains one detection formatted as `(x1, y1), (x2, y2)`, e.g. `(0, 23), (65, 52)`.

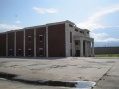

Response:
(0, 20), (94, 57)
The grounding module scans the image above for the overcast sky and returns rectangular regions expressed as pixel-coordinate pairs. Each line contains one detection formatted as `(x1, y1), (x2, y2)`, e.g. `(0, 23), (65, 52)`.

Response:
(0, 0), (119, 47)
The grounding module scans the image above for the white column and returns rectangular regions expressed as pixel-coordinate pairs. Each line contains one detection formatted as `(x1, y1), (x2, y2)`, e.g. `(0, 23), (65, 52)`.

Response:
(6, 33), (8, 56)
(23, 29), (25, 57)
(80, 39), (83, 57)
(14, 31), (16, 56)
(34, 28), (36, 57)
(65, 22), (70, 57)
(72, 40), (75, 57)
(46, 25), (48, 57)
(92, 42), (94, 56)
(85, 41), (87, 57)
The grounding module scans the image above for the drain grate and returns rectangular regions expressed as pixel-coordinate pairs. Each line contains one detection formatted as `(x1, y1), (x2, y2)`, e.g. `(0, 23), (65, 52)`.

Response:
(0, 72), (96, 88)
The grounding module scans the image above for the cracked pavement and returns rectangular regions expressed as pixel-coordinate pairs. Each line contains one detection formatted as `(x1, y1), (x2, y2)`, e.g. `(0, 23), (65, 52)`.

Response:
(0, 57), (119, 89)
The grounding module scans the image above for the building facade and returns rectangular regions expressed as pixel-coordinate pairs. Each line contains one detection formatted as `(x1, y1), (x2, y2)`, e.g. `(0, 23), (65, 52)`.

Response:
(0, 20), (94, 57)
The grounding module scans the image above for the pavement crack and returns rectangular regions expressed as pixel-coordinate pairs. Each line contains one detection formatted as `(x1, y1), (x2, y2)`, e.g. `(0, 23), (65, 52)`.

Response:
(93, 63), (115, 88)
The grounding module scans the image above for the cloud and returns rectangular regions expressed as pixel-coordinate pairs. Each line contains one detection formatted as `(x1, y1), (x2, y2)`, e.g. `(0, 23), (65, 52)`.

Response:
(15, 20), (21, 24)
(77, 4), (119, 30)
(0, 24), (22, 32)
(91, 33), (119, 42)
(32, 7), (58, 14)
(77, 23), (105, 30)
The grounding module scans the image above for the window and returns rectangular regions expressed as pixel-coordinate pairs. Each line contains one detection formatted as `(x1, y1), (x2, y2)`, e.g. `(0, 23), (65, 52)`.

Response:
(75, 29), (78, 32)
(80, 31), (84, 33)
(69, 24), (73, 27)
(75, 42), (78, 45)
(10, 49), (13, 56)
(28, 36), (31, 42)
(70, 44), (72, 56)
(18, 49), (21, 56)
(70, 32), (72, 43)
(39, 35), (43, 42)
(70, 44), (72, 49)
(80, 31), (82, 33)
(87, 32), (89, 34)
(28, 49), (31, 56)
(39, 48), (43, 56)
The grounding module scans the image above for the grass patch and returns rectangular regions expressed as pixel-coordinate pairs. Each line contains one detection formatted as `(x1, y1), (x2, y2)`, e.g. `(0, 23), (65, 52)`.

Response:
(95, 54), (119, 57)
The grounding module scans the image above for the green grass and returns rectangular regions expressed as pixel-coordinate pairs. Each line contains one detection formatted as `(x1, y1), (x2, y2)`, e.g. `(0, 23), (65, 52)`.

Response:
(95, 54), (119, 57)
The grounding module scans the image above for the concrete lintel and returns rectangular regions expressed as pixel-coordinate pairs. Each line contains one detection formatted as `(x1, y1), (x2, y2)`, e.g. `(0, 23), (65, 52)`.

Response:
(73, 36), (93, 42)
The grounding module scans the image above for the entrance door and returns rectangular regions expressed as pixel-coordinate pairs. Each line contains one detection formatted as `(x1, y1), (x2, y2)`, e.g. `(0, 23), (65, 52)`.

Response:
(75, 50), (80, 56)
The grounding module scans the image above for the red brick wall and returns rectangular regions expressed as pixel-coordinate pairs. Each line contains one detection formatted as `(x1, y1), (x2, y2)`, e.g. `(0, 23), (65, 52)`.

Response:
(25, 29), (34, 56)
(0, 34), (6, 56)
(8, 32), (14, 56)
(16, 31), (24, 56)
(0, 23), (67, 57)
(36, 27), (46, 57)
(48, 24), (65, 57)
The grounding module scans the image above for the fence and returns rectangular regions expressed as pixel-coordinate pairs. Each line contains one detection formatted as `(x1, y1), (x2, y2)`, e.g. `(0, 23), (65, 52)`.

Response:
(94, 47), (119, 54)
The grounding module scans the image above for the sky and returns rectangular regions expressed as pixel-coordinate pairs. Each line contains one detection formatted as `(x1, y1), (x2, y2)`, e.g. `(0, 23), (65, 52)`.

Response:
(0, 0), (119, 47)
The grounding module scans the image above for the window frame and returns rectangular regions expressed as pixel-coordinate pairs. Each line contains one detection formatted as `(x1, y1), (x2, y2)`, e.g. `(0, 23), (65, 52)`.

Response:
(28, 36), (31, 43)
(39, 48), (43, 56)
(39, 35), (43, 42)
(10, 49), (13, 56)
(28, 49), (31, 56)
(75, 42), (79, 45)
(18, 49), (21, 56)
(75, 29), (78, 32)
(69, 24), (73, 27)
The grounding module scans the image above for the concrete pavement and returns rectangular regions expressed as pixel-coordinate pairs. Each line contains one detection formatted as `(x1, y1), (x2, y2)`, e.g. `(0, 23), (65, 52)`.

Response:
(94, 59), (119, 89)
(0, 57), (119, 89)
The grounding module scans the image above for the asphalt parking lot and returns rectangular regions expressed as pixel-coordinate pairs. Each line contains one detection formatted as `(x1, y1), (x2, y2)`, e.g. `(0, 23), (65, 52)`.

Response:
(0, 57), (119, 89)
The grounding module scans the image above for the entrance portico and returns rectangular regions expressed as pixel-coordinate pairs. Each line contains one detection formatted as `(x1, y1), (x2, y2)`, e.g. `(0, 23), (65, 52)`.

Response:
(74, 36), (94, 57)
